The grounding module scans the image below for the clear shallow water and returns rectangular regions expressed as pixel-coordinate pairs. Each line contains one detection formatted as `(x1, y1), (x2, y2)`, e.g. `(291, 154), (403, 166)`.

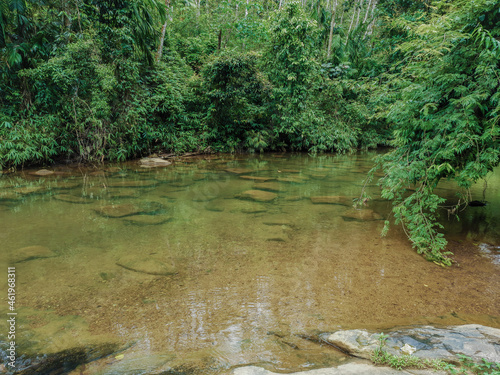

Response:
(0, 153), (499, 374)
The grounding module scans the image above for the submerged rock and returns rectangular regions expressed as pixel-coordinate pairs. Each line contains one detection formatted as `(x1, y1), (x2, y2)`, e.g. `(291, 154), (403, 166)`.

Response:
(87, 353), (175, 375)
(52, 181), (81, 190)
(205, 200), (226, 212)
(263, 218), (293, 226)
(227, 200), (268, 214)
(260, 226), (290, 242)
(14, 186), (45, 195)
(0, 190), (18, 201)
(325, 325), (500, 364)
(53, 194), (94, 204)
(106, 180), (158, 188)
(11, 245), (57, 263)
(254, 182), (286, 192)
(283, 195), (304, 202)
(225, 167), (254, 174)
(12, 343), (120, 375)
(95, 202), (164, 218)
(240, 175), (274, 182)
(341, 208), (382, 222)
(310, 196), (352, 205)
(277, 176), (308, 184)
(116, 255), (176, 276)
(123, 215), (172, 226)
(239, 190), (278, 202)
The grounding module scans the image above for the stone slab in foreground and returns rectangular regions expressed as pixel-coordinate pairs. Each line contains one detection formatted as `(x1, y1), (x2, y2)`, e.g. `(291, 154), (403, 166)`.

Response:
(325, 324), (500, 364)
(232, 363), (447, 375)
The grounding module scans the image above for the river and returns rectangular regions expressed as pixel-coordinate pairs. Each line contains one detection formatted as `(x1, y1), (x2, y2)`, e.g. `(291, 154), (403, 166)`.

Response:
(0, 152), (498, 374)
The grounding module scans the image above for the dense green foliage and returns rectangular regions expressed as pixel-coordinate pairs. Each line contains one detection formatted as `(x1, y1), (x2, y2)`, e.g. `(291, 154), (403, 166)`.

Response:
(373, 0), (500, 265)
(0, 0), (498, 263)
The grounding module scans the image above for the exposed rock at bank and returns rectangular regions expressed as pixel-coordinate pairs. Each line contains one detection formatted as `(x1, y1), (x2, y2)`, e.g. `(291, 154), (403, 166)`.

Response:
(231, 363), (446, 375)
(116, 255), (177, 276)
(30, 169), (55, 176)
(325, 325), (500, 364)
(11, 245), (57, 263)
(139, 157), (172, 168)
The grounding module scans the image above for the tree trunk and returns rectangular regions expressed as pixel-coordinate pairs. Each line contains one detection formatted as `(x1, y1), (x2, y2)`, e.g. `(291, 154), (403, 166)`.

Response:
(75, 0), (82, 33)
(326, 0), (337, 58)
(363, 0), (377, 38)
(362, 0), (372, 24)
(156, 0), (170, 63)
(353, 0), (361, 31)
(345, 1), (357, 45)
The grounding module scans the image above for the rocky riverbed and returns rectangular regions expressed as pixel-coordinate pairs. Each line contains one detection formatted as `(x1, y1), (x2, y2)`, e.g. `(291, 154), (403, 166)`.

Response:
(2, 324), (498, 374)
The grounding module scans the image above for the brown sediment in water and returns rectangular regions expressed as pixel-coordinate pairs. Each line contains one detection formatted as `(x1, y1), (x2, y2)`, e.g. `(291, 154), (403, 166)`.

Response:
(0, 153), (499, 373)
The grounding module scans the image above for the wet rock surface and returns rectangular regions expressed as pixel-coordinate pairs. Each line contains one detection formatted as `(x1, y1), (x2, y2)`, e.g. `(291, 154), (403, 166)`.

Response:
(30, 169), (55, 176)
(325, 324), (500, 364)
(231, 363), (447, 375)
(139, 157), (172, 168)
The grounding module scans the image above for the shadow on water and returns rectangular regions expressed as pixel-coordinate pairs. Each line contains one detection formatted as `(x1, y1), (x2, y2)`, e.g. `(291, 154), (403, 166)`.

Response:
(0, 152), (499, 374)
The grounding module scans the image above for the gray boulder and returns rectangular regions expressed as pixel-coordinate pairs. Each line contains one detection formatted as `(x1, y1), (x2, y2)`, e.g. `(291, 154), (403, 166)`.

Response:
(325, 325), (500, 364)
(231, 363), (447, 375)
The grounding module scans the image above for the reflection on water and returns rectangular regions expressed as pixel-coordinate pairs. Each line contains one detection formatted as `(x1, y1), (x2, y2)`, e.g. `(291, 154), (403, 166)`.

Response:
(0, 152), (499, 374)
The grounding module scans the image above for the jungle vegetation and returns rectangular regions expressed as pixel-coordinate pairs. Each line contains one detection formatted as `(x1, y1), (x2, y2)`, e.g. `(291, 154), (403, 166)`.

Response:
(0, 0), (499, 264)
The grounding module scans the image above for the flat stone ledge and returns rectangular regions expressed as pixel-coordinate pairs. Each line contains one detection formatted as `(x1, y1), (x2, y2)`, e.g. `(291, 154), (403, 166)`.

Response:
(325, 324), (500, 364)
(231, 363), (448, 375)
